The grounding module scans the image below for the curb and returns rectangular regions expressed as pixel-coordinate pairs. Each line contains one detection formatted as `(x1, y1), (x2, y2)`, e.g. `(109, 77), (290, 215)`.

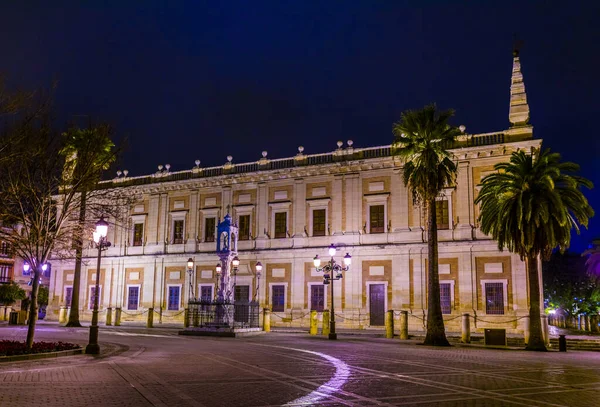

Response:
(0, 347), (83, 363)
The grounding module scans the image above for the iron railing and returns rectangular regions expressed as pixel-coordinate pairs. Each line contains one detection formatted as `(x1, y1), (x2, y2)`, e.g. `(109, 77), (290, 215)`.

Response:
(187, 301), (260, 329)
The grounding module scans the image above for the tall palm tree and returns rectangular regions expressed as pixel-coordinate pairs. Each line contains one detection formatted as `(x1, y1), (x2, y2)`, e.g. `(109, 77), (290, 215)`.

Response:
(392, 104), (461, 346)
(476, 149), (593, 351)
(61, 126), (115, 327)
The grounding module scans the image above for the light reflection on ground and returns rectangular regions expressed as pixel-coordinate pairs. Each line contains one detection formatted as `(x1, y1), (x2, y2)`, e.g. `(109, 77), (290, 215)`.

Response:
(282, 348), (350, 406)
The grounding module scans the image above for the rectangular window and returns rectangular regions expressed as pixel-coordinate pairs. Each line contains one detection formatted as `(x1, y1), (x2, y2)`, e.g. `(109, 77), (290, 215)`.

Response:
(0, 265), (12, 283)
(0, 241), (11, 257)
(128, 286), (139, 310)
(436, 200), (449, 230)
(239, 215), (250, 241)
(440, 283), (452, 314)
(310, 285), (325, 311)
(133, 223), (144, 246)
(200, 286), (213, 303)
(173, 220), (184, 244)
(312, 209), (326, 237)
(168, 286), (180, 310)
(485, 282), (505, 315)
(369, 205), (385, 233)
(271, 285), (285, 312)
(204, 217), (216, 242)
(89, 286), (100, 310)
(65, 287), (73, 307)
(274, 212), (287, 239)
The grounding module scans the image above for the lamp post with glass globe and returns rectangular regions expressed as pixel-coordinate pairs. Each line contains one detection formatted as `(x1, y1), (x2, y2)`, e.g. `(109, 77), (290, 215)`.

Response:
(186, 258), (195, 301)
(313, 244), (351, 340)
(253, 262), (262, 302)
(86, 216), (111, 355)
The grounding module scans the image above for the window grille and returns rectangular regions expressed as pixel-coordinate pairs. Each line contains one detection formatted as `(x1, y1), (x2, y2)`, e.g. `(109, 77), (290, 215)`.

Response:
(485, 282), (505, 315)
(369, 205), (385, 233)
(310, 285), (325, 311)
(0, 241), (11, 257)
(128, 287), (139, 310)
(0, 265), (12, 283)
(168, 286), (180, 310)
(312, 209), (326, 236)
(65, 287), (73, 307)
(89, 287), (99, 310)
(440, 283), (452, 314)
(200, 286), (213, 302)
(271, 285), (285, 312)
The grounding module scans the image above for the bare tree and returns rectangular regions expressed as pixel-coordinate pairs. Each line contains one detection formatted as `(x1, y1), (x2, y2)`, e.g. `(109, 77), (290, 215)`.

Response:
(0, 79), (129, 349)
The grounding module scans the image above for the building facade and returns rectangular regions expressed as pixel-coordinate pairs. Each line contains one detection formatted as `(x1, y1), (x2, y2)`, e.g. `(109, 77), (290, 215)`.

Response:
(46, 54), (540, 334)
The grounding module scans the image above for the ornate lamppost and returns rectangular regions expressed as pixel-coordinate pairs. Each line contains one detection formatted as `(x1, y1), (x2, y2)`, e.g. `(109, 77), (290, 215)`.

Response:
(215, 263), (222, 301)
(86, 216), (111, 355)
(313, 244), (351, 340)
(187, 258), (195, 301)
(231, 255), (240, 301)
(253, 262), (262, 302)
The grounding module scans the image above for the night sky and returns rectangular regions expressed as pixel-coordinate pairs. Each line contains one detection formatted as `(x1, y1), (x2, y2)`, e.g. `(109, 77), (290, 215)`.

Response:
(2, 1), (599, 251)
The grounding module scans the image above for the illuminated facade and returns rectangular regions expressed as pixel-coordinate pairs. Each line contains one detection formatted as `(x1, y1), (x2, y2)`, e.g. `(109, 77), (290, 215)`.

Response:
(46, 54), (541, 334)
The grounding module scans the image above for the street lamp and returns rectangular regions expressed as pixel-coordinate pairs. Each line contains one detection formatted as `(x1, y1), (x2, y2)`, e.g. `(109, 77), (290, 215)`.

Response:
(86, 216), (111, 355)
(313, 244), (351, 340)
(231, 256), (240, 302)
(187, 258), (195, 301)
(254, 262), (262, 302)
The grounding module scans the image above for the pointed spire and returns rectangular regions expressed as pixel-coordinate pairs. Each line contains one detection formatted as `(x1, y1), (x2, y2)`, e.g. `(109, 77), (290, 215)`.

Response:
(509, 49), (530, 126)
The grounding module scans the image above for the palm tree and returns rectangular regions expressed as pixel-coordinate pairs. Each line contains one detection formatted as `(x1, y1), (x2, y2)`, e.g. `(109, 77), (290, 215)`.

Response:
(392, 104), (461, 346)
(476, 149), (593, 351)
(61, 126), (115, 327)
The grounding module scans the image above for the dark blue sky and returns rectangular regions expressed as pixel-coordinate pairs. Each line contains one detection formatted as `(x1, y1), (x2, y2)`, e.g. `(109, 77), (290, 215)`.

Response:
(2, 1), (599, 251)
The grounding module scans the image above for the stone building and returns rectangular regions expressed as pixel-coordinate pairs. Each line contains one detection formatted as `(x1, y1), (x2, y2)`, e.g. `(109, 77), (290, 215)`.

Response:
(46, 53), (541, 334)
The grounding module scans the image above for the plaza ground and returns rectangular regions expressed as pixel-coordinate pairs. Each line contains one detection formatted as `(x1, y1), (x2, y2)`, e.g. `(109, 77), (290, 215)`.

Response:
(0, 322), (599, 406)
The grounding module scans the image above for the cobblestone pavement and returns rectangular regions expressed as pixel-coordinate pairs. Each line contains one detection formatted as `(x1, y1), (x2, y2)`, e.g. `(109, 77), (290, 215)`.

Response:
(0, 324), (599, 406)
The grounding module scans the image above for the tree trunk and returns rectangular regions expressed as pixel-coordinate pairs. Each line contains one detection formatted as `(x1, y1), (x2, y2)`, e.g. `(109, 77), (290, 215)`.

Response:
(25, 265), (41, 350)
(526, 255), (546, 351)
(66, 190), (86, 327)
(423, 198), (450, 346)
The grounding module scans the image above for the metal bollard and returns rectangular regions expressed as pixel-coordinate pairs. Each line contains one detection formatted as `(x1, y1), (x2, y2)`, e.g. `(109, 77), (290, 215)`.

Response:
(105, 307), (112, 326)
(147, 307), (154, 328)
(400, 310), (409, 340)
(385, 310), (394, 339)
(309, 310), (318, 335)
(558, 334), (567, 352)
(263, 308), (271, 332)
(115, 307), (122, 326)
(322, 310), (330, 336)
(461, 313), (471, 343)
(523, 316), (530, 345)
